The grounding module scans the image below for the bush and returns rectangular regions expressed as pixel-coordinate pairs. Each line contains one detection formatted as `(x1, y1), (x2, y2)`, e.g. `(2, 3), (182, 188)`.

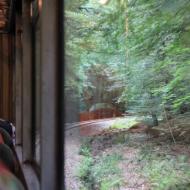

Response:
(79, 138), (92, 156)
(77, 151), (123, 190)
(139, 149), (190, 190)
(77, 156), (94, 189)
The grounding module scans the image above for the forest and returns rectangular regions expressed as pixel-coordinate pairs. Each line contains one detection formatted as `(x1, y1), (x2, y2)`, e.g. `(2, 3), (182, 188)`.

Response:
(65, 0), (190, 190)
(65, 0), (190, 122)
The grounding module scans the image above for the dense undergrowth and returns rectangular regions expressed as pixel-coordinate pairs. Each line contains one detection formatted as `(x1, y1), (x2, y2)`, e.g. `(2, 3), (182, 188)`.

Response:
(138, 145), (190, 190)
(77, 139), (123, 190)
(77, 114), (190, 190)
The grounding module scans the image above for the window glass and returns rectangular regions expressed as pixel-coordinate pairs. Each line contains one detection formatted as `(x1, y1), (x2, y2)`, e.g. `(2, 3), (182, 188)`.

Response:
(64, 1), (190, 190)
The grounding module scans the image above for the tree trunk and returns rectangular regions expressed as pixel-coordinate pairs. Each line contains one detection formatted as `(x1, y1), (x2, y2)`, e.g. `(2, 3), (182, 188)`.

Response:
(151, 112), (158, 126)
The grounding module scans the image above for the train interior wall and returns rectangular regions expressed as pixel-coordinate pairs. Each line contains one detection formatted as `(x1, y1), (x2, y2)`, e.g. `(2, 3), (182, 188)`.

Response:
(0, 34), (15, 123)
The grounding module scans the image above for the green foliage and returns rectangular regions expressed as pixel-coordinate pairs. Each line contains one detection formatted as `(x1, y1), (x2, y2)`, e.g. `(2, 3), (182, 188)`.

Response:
(91, 153), (122, 180)
(79, 138), (92, 156)
(77, 147), (123, 190)
(111, 117), (139, 129)
(100, 178), (122, 190)
(123, 0), (190, 115)
(139, 147), (190, 190)
(65, 0), (127, 110)
(79, 145), (91, 157)
(65, 0), (190, 115)
(77, 156), (94, 185)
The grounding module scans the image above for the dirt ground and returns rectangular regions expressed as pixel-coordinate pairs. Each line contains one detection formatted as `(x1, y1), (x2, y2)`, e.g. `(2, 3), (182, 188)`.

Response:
(64, 119), (150, 190)
(65, 127), (83, 190)
(64, 115), (190, 190)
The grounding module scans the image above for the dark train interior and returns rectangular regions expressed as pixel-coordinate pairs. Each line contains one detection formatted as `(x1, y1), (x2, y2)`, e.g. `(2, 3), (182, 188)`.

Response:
(0, 0), (64, 190)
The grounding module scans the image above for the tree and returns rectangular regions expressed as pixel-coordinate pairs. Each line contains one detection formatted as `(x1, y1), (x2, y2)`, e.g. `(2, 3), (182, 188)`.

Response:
(65, 0), (127, 111)
(65, 0), (190, 122)
(120, 0), (190, 123)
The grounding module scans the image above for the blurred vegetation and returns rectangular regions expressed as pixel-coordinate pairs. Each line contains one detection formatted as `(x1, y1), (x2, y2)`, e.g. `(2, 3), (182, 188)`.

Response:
(65, 0), (190, 125)
(77, 142), (123, 190)
(138, 146), (190, 190)
(111, 117), (139, 129)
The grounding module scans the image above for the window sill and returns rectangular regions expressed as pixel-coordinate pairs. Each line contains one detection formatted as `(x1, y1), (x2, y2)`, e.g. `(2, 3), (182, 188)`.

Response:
(15, 146), (40, 190)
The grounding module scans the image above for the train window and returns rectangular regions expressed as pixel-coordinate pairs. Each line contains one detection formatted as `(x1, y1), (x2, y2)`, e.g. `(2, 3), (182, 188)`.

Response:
(64, 1), (190, 190)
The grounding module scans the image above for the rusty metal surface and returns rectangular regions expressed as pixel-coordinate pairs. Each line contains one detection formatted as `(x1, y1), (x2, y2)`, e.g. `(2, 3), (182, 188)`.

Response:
(0, 0), (13, 32)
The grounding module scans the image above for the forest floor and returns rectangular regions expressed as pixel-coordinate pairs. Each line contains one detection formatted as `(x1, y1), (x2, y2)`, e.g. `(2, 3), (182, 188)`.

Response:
(65, 126), (83, 189)
(65, 113), (190, 190)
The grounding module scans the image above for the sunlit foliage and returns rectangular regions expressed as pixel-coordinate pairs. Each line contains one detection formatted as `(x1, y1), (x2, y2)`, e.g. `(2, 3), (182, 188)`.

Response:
(65, 0), (190, 118)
